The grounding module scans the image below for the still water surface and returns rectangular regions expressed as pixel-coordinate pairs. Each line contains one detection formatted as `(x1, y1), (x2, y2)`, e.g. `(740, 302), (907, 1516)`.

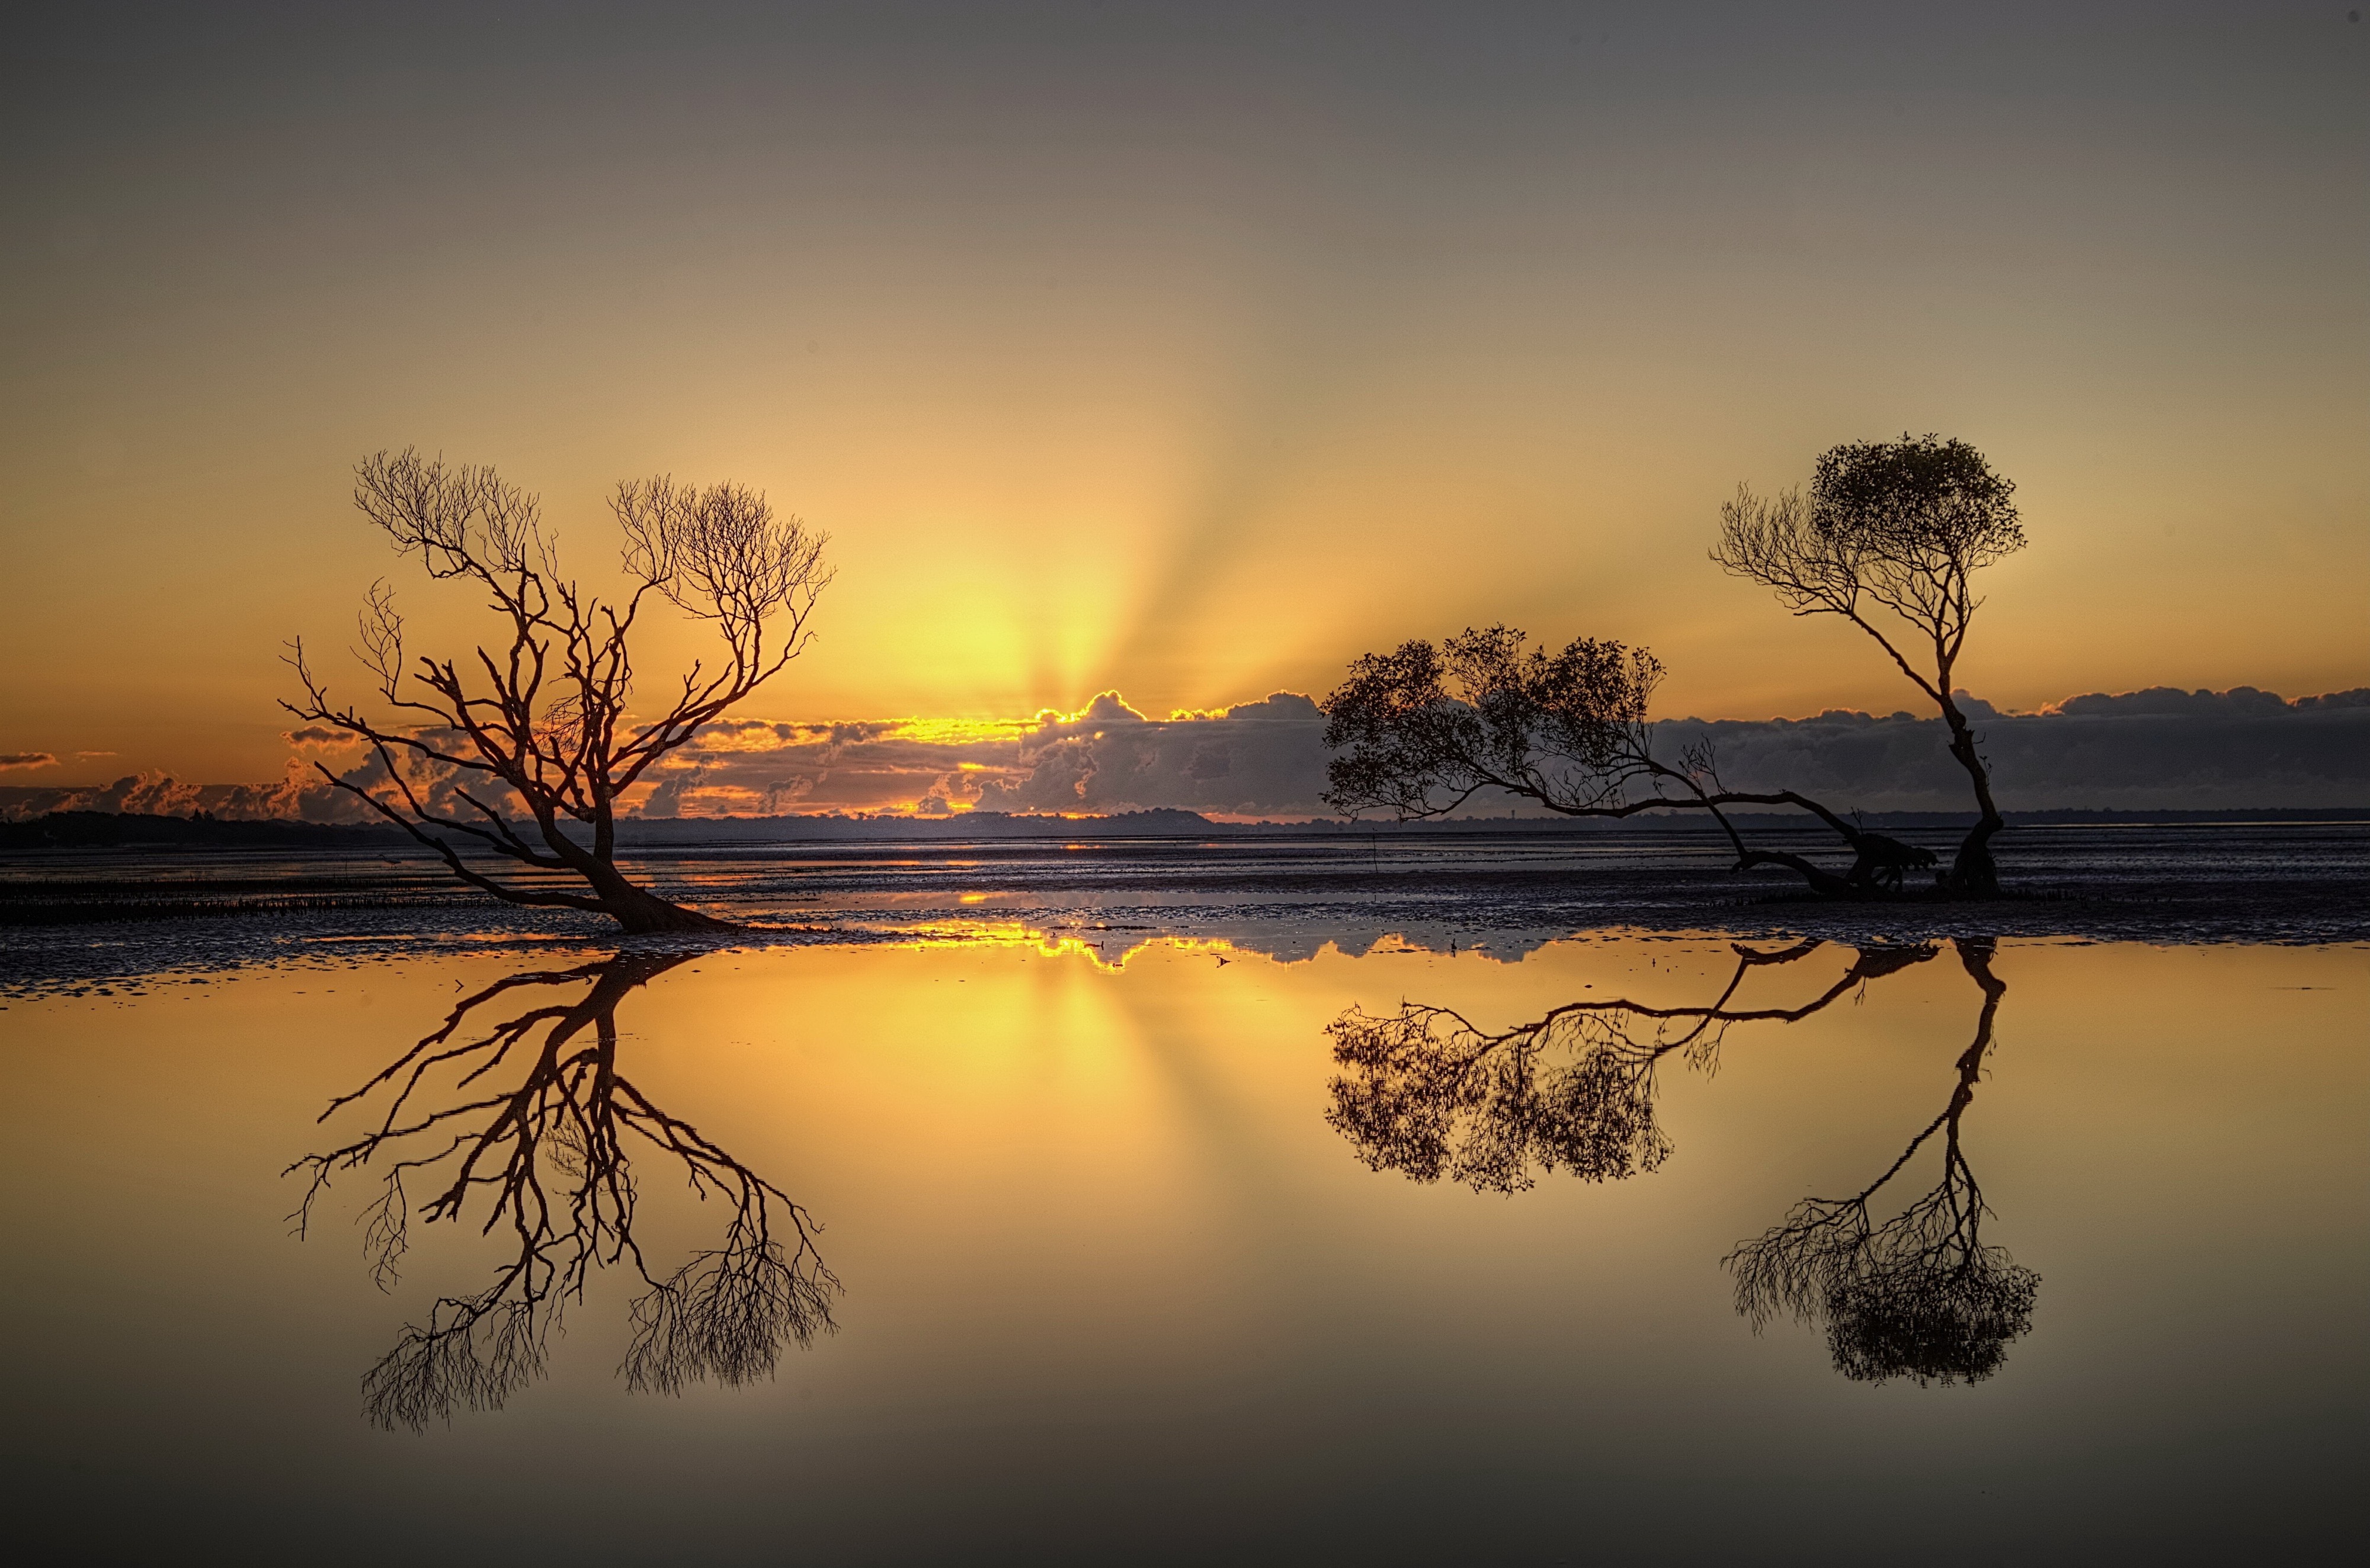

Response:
(3, 926), (2362, 1562)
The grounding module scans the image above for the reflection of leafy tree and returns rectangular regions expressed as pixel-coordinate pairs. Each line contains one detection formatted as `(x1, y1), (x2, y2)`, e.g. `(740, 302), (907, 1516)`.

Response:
(287, 954), (837, 1429)
(1327, 940), (1937, 1193)
(1725, 938), (2038, 1386)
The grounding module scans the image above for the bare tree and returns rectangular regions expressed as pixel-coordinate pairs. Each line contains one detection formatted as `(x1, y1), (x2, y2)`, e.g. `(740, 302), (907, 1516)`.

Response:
(1715, 435), (2025, 894)
(1725, 939), (2039, 1385)
(1321, 625), (1913, 897)
(1327, 939), (1937, 1192)
(284, 450), (831, 932)
(286, 953), (839, 1429)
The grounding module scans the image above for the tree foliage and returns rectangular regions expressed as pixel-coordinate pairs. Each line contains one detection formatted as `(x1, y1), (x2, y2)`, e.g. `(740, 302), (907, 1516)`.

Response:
(1321, 626), (1889, 896)
(1322, 627), (1666, 820)
(1715, 434), (2024, 893)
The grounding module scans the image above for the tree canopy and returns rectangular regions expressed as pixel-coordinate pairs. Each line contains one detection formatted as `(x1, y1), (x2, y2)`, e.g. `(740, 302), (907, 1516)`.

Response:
(1716, 434), (2025, 892)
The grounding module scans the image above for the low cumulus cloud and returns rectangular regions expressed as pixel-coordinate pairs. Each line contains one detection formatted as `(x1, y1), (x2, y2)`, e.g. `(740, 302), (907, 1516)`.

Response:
(969, 691), (1331, 816)
(4, 686), (2363, 823)
(630, 690), (1334, 818)
(654, 684), (2363, 817)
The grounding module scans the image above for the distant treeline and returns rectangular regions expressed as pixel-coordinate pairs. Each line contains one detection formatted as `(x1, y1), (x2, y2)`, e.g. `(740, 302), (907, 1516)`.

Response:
(4, 805), (2367, 854)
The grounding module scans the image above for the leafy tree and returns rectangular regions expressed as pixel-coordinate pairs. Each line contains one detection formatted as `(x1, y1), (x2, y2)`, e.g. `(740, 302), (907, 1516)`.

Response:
(1321, 625), (1902, 896)
(1715, 435), (2025, 893)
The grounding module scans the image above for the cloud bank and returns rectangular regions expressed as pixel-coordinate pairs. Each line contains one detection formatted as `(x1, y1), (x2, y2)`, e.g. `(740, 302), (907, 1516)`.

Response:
(2, 687), (2364, 824)
(1650, 688), (2370, 813)
(645, 691), (1334, 819)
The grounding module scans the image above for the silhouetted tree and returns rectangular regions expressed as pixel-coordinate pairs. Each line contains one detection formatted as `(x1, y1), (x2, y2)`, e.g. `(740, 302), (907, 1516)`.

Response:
(1715, 435), (2025, 894)
(1321, 626), (1915, 896)
(1327, 939), (1937, 1192)
(287, 954), (838, 1428)
(284, 450), (831, 932)
(1725, 939), (2038, 1385)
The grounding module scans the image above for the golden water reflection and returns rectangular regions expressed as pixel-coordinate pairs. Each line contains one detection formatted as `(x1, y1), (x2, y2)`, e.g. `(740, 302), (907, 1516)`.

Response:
(11, 932), (2357, 1557)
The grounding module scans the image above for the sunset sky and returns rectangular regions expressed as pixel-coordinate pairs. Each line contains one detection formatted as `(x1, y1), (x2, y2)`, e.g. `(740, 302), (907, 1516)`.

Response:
(4, 1), (2363, 803)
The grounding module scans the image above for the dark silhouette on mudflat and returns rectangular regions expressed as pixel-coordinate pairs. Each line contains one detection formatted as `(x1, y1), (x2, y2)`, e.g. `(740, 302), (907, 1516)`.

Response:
(284, 450), (830, 932)
(1716, 435), (2025, 894)
(1321, 627), (1931, 896)
(1325, 433), (2025, 901)
(287, 953), (837, 1428)
(1327, 937), (2039, 1384)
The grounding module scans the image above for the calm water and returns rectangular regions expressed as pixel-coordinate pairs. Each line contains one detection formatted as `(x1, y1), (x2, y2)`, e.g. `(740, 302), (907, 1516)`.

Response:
(2, 855), (2365, 1561)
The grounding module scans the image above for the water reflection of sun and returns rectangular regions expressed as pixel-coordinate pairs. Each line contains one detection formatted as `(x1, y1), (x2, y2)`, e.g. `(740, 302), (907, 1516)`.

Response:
(880, 918), (1245, 973)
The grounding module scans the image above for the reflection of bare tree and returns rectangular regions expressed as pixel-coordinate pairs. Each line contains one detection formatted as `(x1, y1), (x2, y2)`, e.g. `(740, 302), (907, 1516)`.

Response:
(1327, 940), (1937, 1193)
(287, 954), (838, 1429)
(1725, 939), (2038, 1386)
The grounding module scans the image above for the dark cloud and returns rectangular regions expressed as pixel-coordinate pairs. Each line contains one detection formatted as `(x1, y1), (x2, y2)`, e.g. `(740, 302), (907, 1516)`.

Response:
(971, 691), (1330, 816)
(626, 690), (1336, 817)
(6, 688), (2362, 823)
(0, 752), (59, 771)
(1653, 689), (2370, 813)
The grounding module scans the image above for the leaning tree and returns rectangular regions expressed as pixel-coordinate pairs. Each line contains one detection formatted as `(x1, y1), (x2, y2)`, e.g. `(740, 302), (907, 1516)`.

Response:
(1715, 435), (2025, 894)
(286, 450), (830, 932)
(1321, 624), (1929, 896)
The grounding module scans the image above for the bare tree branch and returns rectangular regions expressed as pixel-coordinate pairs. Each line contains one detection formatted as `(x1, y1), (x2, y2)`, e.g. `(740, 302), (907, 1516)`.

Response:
(282, 450), (833, 931)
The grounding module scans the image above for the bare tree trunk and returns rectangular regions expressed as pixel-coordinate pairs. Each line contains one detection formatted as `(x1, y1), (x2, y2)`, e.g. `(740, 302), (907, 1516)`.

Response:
(594, 877), (735, 934)
(1734, 847), (1858, 898)
(1936, 697), (2004, 897)
(578, 856), (734, 934)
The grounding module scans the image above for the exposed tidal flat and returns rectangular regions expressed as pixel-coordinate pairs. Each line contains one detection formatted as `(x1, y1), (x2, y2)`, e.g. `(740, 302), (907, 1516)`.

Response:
(1, 829), (2363, 1561)
(2, 820), (2365, 998)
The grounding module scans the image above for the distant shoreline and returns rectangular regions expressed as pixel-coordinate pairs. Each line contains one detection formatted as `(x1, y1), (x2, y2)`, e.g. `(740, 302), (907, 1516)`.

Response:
(4, 804), (2370, 853)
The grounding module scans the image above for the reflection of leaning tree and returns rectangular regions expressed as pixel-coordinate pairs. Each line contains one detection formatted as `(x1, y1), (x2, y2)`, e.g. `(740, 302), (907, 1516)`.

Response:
(287, 954), (838, 1429)
(1328, 936), (2038, 1385)
(1725, 938), (2038, 1386)
(1328, 939), (1936, 1192)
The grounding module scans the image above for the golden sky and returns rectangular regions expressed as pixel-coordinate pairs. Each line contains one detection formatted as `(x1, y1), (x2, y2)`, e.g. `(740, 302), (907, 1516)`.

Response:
(4, 2), (2363, 788)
